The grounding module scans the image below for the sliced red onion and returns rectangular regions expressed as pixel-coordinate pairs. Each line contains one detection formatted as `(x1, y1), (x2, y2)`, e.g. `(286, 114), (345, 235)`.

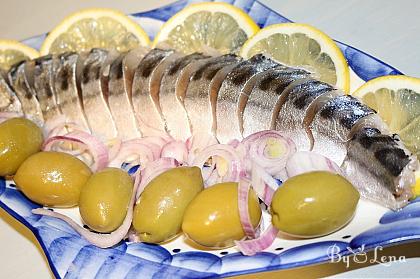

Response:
(32, 168), (140, 249)
(286, 151), (342, 178)
(136, 157), (180, 200)
(109, 139), (160, 169)
(186, 132), (219, 163)
(43, 131), (109, 172)
(235, 225), (279, 256)
(238, 179), (257, 238)
(251, 162), (279, 205)
(161, 140), (188, 164)
(190, 144), (243, 186)
(242, 130), (296, 176)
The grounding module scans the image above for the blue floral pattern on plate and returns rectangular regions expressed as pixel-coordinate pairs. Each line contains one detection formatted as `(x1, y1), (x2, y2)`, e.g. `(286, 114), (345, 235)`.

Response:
(0, 0), (416, 278)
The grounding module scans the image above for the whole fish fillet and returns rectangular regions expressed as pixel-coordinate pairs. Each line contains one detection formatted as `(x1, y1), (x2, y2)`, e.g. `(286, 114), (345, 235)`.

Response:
(53, 52), (90, 131)
(80, 48), (118, 141)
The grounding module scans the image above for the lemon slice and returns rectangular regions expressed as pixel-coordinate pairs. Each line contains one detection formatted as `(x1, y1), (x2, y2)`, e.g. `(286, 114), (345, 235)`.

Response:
(40, 8), (150, 55)
(240, 23), (350, 92)
(353, 75), (420, 160)
(152, 2), (259, 54)
(0, 40), (39, 70)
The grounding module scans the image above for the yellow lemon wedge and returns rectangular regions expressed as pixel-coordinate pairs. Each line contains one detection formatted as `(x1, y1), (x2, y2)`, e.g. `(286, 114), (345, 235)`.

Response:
(0, 40), (39, 70)
(40, 8), (150, 55)
(152, 2), (259, 54)
(240, 23), (350, 92)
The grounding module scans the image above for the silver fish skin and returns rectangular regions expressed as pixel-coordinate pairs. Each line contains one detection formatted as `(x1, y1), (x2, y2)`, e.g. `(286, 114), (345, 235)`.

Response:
(159, 53), (210, 140)
(0, 69), (21, 115)
(182, 54), (241, 139)
(29, 55), (62, 123)
(53, 52), (90, 131)
(275, 79), (338, 151)
(214, 54), (280, 143)
(80, 48), (118, 141)
(8, 61), (44, 125)
(342, 127), (418, 210)
(239, 66), (310, 138)
(106, 49), (146, 140)
(309, 95), (376, 165)
(132, 49), (180, 137)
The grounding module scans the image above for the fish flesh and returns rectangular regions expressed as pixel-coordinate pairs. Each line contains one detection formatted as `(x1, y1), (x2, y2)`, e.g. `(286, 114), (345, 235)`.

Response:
(8, 61), (44, 125)
(0, 48), (418, 210)
(80, 48), (118, 141)
(159, 52), (210, 140)
(343, 127), (418, 209)
(0, 69), (21, 115)
(182, 54), (242, 138)
(214, 54), (280, 143)
(239, 66), (311, 138)
(53, 52), (90, 131)
(274, 78), (338, 151)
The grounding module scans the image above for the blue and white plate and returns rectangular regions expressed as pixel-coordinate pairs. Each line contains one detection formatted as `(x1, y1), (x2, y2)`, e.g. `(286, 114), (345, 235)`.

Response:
(1, 0), (418, 278)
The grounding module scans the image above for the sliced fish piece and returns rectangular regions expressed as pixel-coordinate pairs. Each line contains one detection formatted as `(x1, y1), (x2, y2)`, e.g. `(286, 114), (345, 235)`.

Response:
(80, 48), (118, 141)
(214, 54), (280, 143)
(53, 52), (90, 131)
(342, 127), (418, 210)
(159, 52), (210, 140)
(239, 66), (311, 138)
(275, 79), (338, 151)
(132, 49), (181, 137)
(0, 69), (21, 114)
(8, 61), (44, 125)
(182, 54), (241, 139)
(106, 48), (149, 140)
(29, 55), (62, 123)
(309, 95), (376, 165)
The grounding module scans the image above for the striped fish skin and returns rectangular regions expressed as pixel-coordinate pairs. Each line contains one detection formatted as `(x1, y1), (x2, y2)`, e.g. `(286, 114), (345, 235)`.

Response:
(309, 95), (376, 165)
(239, 67), (310, 138)
(29, 55), (62, 122)
(8, 61), (44, 125)
(214, 54), (280, 143)
(53, 52), (90, 132)
(182, 54), (241, 139)
(342, 127), (418, 209)
(132, 49), (176, 137)
(274, 79), (337, 151)
(80, 48), (118, 141)
(0, 69), (21, 114)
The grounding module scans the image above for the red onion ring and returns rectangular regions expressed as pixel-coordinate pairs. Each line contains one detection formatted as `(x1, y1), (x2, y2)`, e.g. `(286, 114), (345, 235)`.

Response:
(186, 132), (219, 163)
(241, 130), (296, 176)
(286, 151), (342, 178)
(43, 131), (109, 172)
(109, 139), (160, 169)
(238, 179), (257, 238)
(32, 168), (140, 248)
(161, 140), (188, 164)
(190, 144), (243, 186)
(235, 225), (279, 256)
(251, 162), (278, 205)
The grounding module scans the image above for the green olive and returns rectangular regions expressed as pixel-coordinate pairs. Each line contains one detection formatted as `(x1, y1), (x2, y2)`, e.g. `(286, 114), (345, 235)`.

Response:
(133, 167), (203, 243)
(14, 151), (92, 207)
(79, 168), (133, 233)
(0, 118), (43, 176)
(182, 182), (262, 248)
(270, 171), (360, 238)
